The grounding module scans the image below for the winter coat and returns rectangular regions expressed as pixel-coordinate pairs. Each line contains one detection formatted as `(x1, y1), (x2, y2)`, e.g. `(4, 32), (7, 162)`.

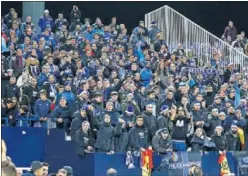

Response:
(128, 125), (150, 152)
(70, 111), (90, 141)
(223, 26), (237, 41)
(51, 105), (72, 122)
(121, 100), (141, 116)
(225, 131), (241, 151)
(114, 122), (129, 152)
(152, 129), (173, 154)
(156, 114), (173, 132)
(148, 25), (160, 43)
(75, 129), (95, 156)
(22, 85), (39, 106)
(120, 112), (136, 131)
(206, 115), (223, 137)
(91, 101), (105, 120)
(38, 16), (54, 32)
(95, 122), (115, 152)
(190, 133), (209, 151)
(192, 109), (209, 129)
(34, 99), (52, 118)
(142, 111), (158, 138)
(103, 110), (120, 126)
(211, 133), (228, 151)
(3, 83), (20, 100)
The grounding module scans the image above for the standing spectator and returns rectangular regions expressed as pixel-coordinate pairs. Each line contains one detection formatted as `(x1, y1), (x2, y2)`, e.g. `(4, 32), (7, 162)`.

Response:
(54, 13), (68, 32)
(38, 10), (54, 33)
(95, 114), (115, 154)
(225, 122), (241, 151)
(148, 21), (161, 44)
(114, 118), (129, 152)
(211, 126), (228, 152)
(2, 76), (20, 100)
(20, 16), (35, 34)
(22, 161), (44, 176)
(127, 115), (151, 152)
(222, 21), (237, 42)
(69, 5), (82, 32)
(34, 90), (52, 128)
(142, 104), (157, 138)
(9, 48), (25, 77)
(75, 121), (95, 156)
(42, 162), (49, 176)
(3, 8), (15, 24)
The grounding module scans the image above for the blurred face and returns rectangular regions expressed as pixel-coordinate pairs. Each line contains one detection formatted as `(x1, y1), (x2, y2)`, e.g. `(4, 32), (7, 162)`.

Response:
(111, 95), (118, 101)
(194, 104), (201, 111)
(229, 21), (233, 27)
(10, 77), (16, 84)
(95, 96), (102, 102)
(58, 14), (63, 19)
(216, 128), (222, 136)
(42, 166), (48, 176)
(212, 109), (218, 116)
(131, 63), (137, 70)
(228, 107), (235, 114)
(47, 57), (53, 64)
(196, 95), (203, 102)
(195, 128), (203, 137)
(236, 110), (242, 118)
(161, 132), (169, 139)
(167, 92), (174, 99)
(181, 97), (188, 105)
(146, 105), (153, 113)
(215, 98), (221, 104)
(59, 99), (66, 106)
(106, 103), (113, 111)
(218, 114), (225, 120)
(16, 49), (22, 56)
(65, 85), (71, 91)
(80, 110), (87, 117)
(48, 75), (55, 83)
(178, 108), (185, 116)
(35, 168), (43, 176)
(104, 115), (111, 123)
(135, 73), (140, 80)
(136, 118), (144, 126)
(82, 123), (90, 131)
(40, 94), (47, 100)
(43, 67), (50, 73)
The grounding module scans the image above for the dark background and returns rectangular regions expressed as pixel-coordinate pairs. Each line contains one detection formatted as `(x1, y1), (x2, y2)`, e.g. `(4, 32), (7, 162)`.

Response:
(2, 1), (248, 37)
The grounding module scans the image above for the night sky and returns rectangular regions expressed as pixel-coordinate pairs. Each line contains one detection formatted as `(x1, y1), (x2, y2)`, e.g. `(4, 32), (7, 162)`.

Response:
(2, 1), (248, 37)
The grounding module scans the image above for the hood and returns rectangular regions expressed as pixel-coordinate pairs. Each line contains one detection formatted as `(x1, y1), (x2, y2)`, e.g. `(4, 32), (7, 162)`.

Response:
(155, 128), (170, 139)
(150, 24), (158, 28)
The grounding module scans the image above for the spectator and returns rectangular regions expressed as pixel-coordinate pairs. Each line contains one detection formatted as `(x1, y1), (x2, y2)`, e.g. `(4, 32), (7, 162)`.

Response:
(2, 75), (20, 100)
(2, 160), (17, 176)
(106, 168), (117, 176)
(225, 122), (241, 151)
(54, 13), (68, 32)
(114, 118), (129, 152)
(22, 161), (44, 176)
(211, 126), (228, 152)
(20, 16), (35, 34)
(148, 21), (161, 44)
(56, 169), (67, 176)
(222, 21), (237, 42)
(42, 162), (49, 176)
(95, 114), (115, 154)
(38, 10), (54, 33)
(51, 97), (73, 140)
(152, 128), (173, 154)
(63, 166), (73, 176)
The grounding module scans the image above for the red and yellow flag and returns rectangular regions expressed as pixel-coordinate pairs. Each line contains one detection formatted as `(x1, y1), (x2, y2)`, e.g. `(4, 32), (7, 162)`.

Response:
(218, 153), (231, 176)
(237, 128), (245, 150)
(141, 149), (153, 176)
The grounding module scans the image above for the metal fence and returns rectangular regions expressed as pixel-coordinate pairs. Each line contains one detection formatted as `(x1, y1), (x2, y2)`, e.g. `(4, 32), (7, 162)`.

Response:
(145, 5), (248, 77)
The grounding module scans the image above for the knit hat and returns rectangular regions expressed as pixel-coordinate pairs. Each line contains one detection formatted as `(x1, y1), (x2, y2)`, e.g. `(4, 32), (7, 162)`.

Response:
(215, 126), (223, 130)
(63, 166), (73, 176)
(151, 21), (157, 25)
(111, 91), (118, 96)
(94, 92), (102, 97)
(160, 128), (169, 134)
(126, 105), (134, 114)
(231, 121), (238, 129)
(160, 105), (169, 113)
(44, 9), (49, 14)
(64, 81), (71, 86)
(80, 105), (88, 111)
(30, 161), (43, 172)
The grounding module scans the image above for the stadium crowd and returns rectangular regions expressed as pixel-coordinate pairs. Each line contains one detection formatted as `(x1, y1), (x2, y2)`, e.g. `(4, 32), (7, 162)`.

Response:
(1, 5), (248, 168)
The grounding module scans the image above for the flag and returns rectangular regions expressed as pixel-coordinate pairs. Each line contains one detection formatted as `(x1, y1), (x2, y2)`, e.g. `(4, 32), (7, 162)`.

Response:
(141, 149), (153, 176)
(218, 153), (231, 176)
(237, 128), (245, 150)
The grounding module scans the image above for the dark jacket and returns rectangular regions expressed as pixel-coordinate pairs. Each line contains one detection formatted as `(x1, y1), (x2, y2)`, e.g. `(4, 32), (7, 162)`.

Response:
(114, 122), (129, 152)
(152, 128), (173, 154)
(128, 125), (150, 152)
(142, 111), (158, 138)
(95, 122), (115, 152)
(190, 131), (209, 151)
(34, 99), (52, 118)
(171, 116), (191, 141)
(192, 109), (209, 129)
(206, 115), (222, 137)
(156, 114), (173, 132)
(51, 105), (72, 122)
(103, 110), (120, 127)
(22, 85), (39, 106)
(211, 133), (228, 151)
(120, 112), (136, 131)
(75, 129), (95, 156)
(3, 83), (20, 100)
(70, 111), (90, 141)
(225, 131), (241, 151)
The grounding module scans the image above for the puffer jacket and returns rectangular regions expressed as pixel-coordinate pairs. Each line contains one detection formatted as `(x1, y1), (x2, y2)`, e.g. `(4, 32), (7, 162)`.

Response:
(75, 129), (95, 156)
(211, 132), (228, 151)
(152, 128), (172, 154)
(225, 131), (241, 151)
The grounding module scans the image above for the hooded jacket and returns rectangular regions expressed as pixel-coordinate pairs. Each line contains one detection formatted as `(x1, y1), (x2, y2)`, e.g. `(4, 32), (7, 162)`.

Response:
(148, 24), (160, 43)
(206, 115), (222, 137)
(156, 114), (173, 132)
(70, 111), (90, 141)
(95, 122), (115, 152)
(128, 124), (150, 152)
(152, 128), (172, 154)
(190, 130), (209, 151)
(75, 129), (95, 156)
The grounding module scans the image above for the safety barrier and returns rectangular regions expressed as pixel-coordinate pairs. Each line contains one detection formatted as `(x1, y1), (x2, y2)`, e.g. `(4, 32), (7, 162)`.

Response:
(144, 5), (248, 77)
(2, 127), (248, 176)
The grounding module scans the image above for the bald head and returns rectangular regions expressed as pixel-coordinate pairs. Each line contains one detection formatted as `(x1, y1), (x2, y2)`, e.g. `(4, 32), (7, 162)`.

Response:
(106, 168), (117, 176)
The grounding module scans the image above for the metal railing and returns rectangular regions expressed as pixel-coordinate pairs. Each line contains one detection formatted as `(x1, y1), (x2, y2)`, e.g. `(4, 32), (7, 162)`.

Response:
(145, 5), (248, 76)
